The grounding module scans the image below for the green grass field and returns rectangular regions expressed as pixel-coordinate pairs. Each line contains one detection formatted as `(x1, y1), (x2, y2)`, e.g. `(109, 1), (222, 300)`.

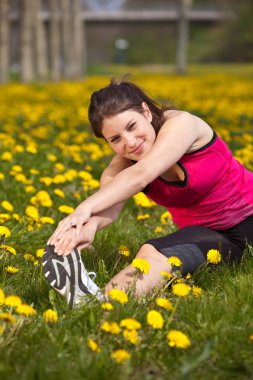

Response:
(0, 65), (253, 380)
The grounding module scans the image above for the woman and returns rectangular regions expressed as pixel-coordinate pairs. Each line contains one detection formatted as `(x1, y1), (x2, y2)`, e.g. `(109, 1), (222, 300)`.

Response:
(43, 78), (253, 307)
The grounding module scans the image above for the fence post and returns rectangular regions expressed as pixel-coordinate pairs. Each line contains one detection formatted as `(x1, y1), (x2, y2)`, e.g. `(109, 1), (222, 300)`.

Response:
(0, 0), (10, 83)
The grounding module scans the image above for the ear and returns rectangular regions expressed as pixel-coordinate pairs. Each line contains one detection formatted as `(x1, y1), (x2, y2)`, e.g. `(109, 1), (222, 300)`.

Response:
(142, 102), (152, 122)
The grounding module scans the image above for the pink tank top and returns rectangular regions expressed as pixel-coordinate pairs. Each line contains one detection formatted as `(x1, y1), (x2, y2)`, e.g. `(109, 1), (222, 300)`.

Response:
(144, 132), (253, 230)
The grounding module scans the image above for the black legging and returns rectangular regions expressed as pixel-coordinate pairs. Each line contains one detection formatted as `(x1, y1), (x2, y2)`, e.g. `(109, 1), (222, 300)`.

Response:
(145, 214), (253, 275)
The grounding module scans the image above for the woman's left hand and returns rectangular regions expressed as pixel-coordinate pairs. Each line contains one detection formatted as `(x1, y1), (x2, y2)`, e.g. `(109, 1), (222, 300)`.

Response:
(47, 202), (92, 246)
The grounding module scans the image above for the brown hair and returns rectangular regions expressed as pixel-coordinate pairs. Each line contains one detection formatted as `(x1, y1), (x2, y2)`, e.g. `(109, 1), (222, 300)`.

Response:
(88, 77), (174, 138)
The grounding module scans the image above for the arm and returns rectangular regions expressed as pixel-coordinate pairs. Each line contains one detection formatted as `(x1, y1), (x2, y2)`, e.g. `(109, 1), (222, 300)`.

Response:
(50, 155), (131, 253)
(79, 112), (200, 213)
(52, 111), (202, 240)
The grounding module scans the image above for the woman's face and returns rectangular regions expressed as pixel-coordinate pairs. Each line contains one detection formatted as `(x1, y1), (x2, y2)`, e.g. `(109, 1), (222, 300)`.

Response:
(101, 103), (156, 161)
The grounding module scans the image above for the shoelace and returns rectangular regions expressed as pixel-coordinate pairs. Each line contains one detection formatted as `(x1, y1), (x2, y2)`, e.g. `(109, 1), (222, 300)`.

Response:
(87, 271), (96, 281)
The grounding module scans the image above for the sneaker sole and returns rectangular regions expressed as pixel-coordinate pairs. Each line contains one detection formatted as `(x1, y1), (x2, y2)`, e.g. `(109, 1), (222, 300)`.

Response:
(42, 245), (90, 307)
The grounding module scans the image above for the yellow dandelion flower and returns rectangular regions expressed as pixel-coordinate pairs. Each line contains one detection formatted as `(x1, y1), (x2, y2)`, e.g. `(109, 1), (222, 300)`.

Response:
(78, 171), (93, 181)
(1, 152), (13, 161)
(33, 260), (39, 266)
(160, 271), (173, 279)
(147, 310), (164, 329)
(54, 163), (65, 172)
(120, 318), (141, 330)
(118, 245), (130, 257)
(207, 249), (221, 264)
(0, 173), (5, 181)
(26, 145), (37, 154)
(58, 205), (74, 215)
(172, 283), (191, 297)
(54, 189), (65, 198)
(249, 335), (253, 342)
(39, 177), (53, 186)
(5, 295), (22, 307)
(25, 205), (39, 221)
(0, 244), (16, 255)
(53, 174), (66, 184)
(29, 169), (40, 175)
(1, 201), (14, 212)
(0, 213), (11, 224)
(0, 226), (11, 238)
(123, 329), (140, 345)
(192, 285), (202, 298)
(101, 302), (114, 311)
(15, 304), (36, 316)
(154, 226), (162, 234)
(23, 253), (35, 262)
(133, 192), (156, 208)
(0, 288), (5, 305)
(185, 273), (191, 280)
(43, 309), (58, 323)
(5, 266), (19, 274)
(40, 217), (55, 225)
(156, 298), (174, 311)
(25, 186), (36, 193)
(108, 289), (128, 304)
(111, 349), (131, 364)
(36, 248), (44, 258)
(136, 214), (150, 221)
(0, 313), (16, 324)
(100, 321), (121, 334)
(12, 214), (21, 222)
(160, 211), (172, 225)
(167, 256), (182, 267)
(87, 338), (101, 352)
(131, 258), (150, 274)
(47, 153), (57, 162)
(167, 330), (191, 349)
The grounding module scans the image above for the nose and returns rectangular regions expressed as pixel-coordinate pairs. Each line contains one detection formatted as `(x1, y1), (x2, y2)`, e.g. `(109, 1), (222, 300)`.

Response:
(124, 133), (136, 148)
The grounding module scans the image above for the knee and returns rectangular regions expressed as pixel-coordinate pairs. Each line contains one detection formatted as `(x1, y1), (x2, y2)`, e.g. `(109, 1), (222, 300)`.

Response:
(136, 243), (160, 258)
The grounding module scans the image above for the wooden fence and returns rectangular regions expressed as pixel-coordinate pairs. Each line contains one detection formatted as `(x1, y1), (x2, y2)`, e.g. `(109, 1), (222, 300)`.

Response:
(0, 0), (231, 83)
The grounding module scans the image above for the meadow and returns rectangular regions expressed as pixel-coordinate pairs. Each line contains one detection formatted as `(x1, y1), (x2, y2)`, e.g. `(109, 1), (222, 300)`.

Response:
(0, 65), (253, 380)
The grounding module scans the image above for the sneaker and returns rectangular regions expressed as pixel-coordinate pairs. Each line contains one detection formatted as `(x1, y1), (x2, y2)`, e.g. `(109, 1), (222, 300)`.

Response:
(42, 245), (104, 307)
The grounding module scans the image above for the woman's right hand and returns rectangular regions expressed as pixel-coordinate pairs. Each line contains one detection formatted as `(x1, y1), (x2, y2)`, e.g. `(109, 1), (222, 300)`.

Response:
(52, 218), (98, 256)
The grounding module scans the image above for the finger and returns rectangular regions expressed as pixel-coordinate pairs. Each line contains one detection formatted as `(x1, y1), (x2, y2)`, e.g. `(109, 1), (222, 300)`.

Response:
(47, 218), (69, 245)
(55, 236), (73, 256)
(63, 239), (78, 256)
(50, 218), (76, 245)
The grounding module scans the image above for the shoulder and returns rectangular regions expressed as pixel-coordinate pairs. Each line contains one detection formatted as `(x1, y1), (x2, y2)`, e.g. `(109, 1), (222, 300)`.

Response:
(161, 110), (213, 152)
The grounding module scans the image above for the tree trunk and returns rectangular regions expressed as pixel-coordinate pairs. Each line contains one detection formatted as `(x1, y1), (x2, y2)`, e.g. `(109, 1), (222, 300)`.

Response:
(61, 0), (71, 79)
(0, 0), (9, 83)
(71, 0), (83, 79)
(35, 0), (48, 80)
(176, 0), (192, 74)
(50, 0), (61, 81)
(21, 0), (35, 82)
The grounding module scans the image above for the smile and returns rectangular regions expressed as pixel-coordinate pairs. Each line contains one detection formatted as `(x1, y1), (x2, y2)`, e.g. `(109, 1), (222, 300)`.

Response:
(131, 142), (144, 155)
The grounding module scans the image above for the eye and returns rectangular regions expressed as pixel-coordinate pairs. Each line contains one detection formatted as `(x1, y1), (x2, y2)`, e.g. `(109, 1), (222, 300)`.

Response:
(111, 136), (120, 143)
(128, 122), (136, 131)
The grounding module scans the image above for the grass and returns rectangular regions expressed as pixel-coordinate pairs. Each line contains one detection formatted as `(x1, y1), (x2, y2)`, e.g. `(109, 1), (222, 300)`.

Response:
(0, 65), (253, 379)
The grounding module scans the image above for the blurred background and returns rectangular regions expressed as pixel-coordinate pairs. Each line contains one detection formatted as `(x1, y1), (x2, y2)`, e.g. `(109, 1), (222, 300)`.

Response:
(0, 0), (252, 82)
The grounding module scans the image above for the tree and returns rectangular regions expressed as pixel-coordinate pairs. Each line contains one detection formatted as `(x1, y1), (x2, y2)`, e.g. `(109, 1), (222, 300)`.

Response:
(176, 0), (193, 74)
(21, 0), (35, 82)
(0, 0), (9, 83)
(50, 0), (61, 81)
(35, 0), (48, 80)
